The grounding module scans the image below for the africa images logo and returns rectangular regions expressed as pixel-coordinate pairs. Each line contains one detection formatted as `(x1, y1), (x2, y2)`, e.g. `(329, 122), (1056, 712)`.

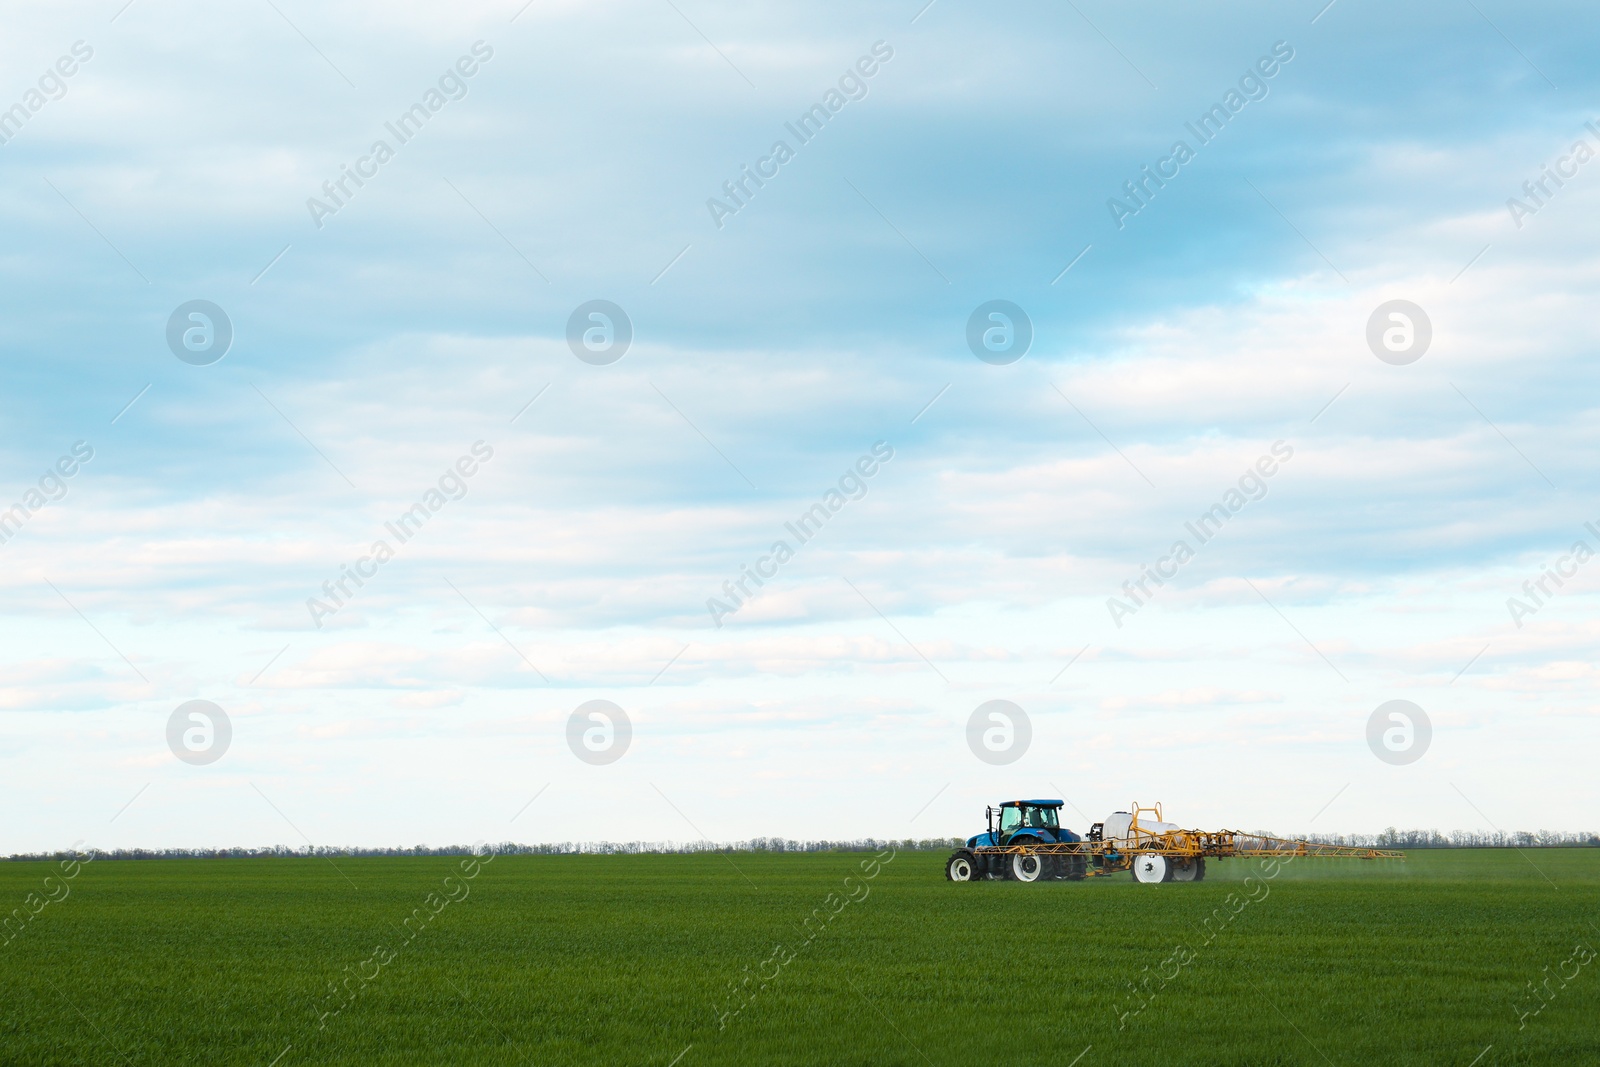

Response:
(706, 442), (893, 627)
(305, 43), (495, 228)
(306, 443), (494, 628)
(705, 41), (894, 229)
(1106, 41), (1295, 229)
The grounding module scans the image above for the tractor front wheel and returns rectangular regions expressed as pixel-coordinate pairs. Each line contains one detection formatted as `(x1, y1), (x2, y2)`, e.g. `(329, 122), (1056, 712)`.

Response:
(945, 850), (976, 882)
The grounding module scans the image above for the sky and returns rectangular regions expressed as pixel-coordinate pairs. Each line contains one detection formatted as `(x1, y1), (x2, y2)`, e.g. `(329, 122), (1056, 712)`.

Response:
(2, 0), (1597, 853)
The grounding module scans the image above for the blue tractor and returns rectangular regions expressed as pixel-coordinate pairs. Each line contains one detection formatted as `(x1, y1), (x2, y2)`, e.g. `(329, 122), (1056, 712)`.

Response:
(945, 799), (1088, 882)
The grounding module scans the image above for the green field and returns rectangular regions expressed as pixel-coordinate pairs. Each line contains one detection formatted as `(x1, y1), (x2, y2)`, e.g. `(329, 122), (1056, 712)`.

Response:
(2, 848), (1597, 1065)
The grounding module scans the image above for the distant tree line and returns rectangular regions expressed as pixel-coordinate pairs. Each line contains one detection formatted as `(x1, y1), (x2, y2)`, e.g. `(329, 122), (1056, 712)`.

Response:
(7, 829), (1597, 862)
(3, 838), (965, 862)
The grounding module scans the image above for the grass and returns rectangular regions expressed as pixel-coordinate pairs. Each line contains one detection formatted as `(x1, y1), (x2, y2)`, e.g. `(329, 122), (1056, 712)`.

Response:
(1, 847), (1597, 1065)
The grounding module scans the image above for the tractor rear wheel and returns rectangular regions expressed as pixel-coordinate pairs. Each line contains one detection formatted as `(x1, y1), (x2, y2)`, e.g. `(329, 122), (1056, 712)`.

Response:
(945, 850), (976, 882)
(1007, 837), (1043, 882)
(1132, 853), (1173, 883)
(1010, 852), (1044, 882)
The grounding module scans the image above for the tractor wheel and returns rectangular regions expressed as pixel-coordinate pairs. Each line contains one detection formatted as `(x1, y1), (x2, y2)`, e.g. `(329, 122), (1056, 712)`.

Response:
(945, 850), (976, 882)
(1064, 853), (1087, 881)
(1170, 857), (1205, 882)
(1131, 853), (1173, 883)
(1009, 852), (1044, 882)
(1006, 837), (1043, 882)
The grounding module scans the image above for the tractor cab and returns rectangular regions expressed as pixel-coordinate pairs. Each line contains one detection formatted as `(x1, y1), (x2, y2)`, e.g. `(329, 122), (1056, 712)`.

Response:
(965, 799), (1081, 848)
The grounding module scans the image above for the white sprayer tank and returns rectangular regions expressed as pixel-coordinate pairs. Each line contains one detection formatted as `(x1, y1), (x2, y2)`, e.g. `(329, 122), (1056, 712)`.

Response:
(1102, 811), (1181, 848)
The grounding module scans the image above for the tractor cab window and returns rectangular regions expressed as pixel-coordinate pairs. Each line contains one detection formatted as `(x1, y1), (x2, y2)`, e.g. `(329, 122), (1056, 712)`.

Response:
(999, 806), (1023, 833)
(1022, 806), (1059, 829)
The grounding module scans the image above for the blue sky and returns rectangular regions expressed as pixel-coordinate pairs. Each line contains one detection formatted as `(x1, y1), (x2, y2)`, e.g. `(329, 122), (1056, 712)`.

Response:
(3, 0), (1597, 852)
